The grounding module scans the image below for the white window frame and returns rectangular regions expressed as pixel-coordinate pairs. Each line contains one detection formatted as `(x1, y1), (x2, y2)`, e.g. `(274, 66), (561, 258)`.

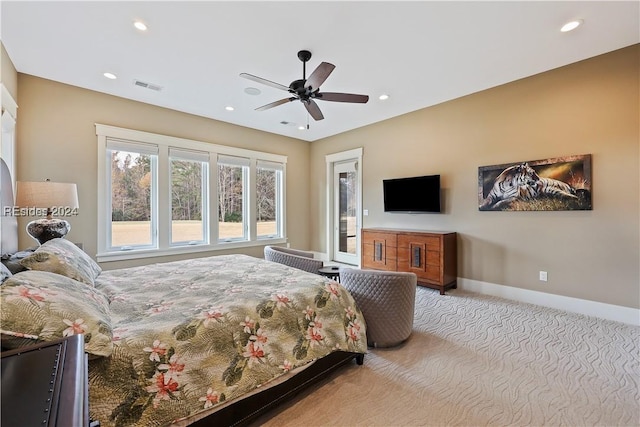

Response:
(169, 148), (210, 246)
(96, 124), (287, 262)
(256, 160), (284, 240)
(217, 155), (250, 243)
(105, 139), (159, 252)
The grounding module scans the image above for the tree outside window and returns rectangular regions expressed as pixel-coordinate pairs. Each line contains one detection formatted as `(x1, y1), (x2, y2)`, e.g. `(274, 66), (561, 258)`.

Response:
(171, 157), (207, 244)
(97, 124), (287, 261)
(256, 162), (282, 238)
(110, 150), (155, 247)
(218, 161), (246, 241)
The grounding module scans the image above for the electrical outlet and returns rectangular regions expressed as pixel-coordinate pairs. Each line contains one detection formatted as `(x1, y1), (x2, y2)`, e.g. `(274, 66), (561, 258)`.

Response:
(363, 209), (369, 216)
(539, 271), (548, 282)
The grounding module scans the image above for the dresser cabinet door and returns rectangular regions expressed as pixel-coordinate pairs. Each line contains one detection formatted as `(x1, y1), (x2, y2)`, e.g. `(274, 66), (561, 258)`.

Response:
(397, 234), (442, 284)
(361, 230), (397, 271)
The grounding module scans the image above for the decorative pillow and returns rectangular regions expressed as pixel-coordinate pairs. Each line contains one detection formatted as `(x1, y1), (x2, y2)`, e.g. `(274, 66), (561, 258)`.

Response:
(0, 262), (11, 283)
(1, 249), (34, 275)
(20, 238), (102, 286)
(0, 270), (113, 357)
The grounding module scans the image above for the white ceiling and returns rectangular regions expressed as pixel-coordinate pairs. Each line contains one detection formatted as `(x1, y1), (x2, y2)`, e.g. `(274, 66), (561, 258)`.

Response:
(1, 1), (638, 142)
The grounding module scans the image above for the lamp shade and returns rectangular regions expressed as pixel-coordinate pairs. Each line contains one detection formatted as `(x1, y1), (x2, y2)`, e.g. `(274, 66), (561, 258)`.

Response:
(15, 180), (79, 245)
(16, 181), (79, 211)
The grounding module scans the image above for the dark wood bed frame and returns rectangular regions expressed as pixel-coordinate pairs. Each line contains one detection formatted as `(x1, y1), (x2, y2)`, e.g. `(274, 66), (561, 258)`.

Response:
(0, 158), (366, 426)
(200, 352), (364, 426)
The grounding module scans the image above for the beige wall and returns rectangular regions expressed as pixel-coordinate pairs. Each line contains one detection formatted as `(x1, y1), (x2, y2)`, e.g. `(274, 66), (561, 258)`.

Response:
(310, 45), (639, 309)
(11, 45), (639, 308)
(15, 75), (311, 269)
(1, 42), (18, 100)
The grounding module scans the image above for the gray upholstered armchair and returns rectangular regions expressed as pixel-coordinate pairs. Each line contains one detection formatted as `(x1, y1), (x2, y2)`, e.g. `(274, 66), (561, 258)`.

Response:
(340, 268), (417, 348)
(263, 245), (323, 274)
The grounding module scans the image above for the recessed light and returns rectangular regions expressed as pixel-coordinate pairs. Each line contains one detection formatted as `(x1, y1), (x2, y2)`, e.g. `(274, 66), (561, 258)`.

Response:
(134, 20), (148, 31)
(561, 19), (583, 32)
(298, 126), (306, 130)
(103, 72), (117, 80)
(379, 94), (390, 101)
(244, 87), (261, 96)
(225, 106), (234, 111)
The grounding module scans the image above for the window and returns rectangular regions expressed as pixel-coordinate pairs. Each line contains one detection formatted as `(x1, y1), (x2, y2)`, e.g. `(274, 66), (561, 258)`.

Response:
(107, 140), (158, 250)
(256, 160), (283, 239)
(170, 148), (209, 245)
(217, 155), (248, 242)
(96, 124), (287, 262)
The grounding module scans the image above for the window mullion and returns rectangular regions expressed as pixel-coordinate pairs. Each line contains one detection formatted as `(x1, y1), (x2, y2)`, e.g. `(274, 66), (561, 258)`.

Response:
(248, 159), (257, 241)
(277, 168), (284, 238)
(209, 156), (219, 244)
(157, 146), (170, 250)
(97, 133), (109, 252)
(201, 162), (210, 245)
(242, 165), (249, 241)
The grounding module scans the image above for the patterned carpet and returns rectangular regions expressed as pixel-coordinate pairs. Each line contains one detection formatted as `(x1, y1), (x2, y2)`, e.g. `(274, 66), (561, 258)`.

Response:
(257, 287), (640, 426)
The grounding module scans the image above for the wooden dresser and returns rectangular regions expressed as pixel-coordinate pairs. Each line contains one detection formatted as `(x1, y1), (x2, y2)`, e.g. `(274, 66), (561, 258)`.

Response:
(361, 228), (457, 295)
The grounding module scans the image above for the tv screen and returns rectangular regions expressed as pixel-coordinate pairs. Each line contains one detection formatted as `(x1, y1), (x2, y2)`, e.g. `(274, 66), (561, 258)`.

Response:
(383, 174), (441, 213)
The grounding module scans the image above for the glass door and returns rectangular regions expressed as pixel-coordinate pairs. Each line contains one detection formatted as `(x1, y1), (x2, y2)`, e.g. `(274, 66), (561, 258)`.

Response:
(333, 161), (359, 264)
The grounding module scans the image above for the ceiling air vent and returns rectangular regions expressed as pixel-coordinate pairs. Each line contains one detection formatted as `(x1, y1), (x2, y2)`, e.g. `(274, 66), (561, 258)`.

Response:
(133, 79), (163, 92)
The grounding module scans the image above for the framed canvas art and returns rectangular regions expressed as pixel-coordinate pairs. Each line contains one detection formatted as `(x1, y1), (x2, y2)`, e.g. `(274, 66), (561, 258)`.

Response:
(478, 154), (592, 211)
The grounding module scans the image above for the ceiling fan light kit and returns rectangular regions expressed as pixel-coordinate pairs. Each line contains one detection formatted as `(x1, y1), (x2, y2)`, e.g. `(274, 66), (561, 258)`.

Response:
(240, 50), (369, 122)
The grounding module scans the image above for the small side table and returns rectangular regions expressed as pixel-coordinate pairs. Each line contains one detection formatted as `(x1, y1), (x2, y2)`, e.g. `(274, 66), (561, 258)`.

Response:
(318, 266), (341, 282)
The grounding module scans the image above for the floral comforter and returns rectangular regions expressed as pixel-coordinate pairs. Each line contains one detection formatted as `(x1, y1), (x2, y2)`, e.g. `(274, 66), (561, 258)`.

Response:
(91, 254), (367, 426)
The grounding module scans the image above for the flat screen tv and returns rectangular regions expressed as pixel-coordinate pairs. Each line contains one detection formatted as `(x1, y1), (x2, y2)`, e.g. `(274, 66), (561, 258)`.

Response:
(383, 174), (441, 213)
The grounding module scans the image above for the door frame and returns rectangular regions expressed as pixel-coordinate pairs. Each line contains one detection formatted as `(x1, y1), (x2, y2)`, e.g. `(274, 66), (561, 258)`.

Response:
(325, 148), (362, 266)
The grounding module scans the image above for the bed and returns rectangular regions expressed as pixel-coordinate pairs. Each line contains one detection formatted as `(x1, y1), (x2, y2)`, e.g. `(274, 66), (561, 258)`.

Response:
(0, 160), (367, 427)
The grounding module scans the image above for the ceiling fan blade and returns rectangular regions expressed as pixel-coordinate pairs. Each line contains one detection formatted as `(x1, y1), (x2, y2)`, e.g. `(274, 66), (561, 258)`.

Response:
(255, 97), (297, 111)
(304, 99), (324, 121)
(305, 62), (335, 91)
(317, 92), (369, 103)
(240, 73), (290, 92)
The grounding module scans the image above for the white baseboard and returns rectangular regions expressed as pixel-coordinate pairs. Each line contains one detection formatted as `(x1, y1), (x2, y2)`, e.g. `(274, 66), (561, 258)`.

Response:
(313, 252), (360, 268)
(458, 278), (640, 326)
(309, 253), (639, 326)
(312, 251), (329, 262)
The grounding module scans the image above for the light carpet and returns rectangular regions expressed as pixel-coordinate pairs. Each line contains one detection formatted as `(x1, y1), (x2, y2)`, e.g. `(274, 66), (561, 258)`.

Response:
(254, 287), (640, 426)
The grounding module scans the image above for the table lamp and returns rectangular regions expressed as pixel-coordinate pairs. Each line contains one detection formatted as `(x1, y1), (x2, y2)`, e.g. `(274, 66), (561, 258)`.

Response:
(15, 180), (79, 245)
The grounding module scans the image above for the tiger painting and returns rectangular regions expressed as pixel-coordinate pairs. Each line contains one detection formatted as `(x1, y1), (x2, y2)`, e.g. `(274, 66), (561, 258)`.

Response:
(480, 162), (579, 210)
(531, 176), (578, 200)
(479, 163), (540, 209)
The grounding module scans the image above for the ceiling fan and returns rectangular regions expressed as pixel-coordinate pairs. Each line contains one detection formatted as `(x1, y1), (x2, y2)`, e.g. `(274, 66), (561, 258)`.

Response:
(240, 50), (369, 122)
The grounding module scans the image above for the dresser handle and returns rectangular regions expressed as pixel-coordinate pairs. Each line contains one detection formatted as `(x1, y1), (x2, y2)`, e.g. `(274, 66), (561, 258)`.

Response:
(375, 242), (383, 261)
(412, 246), (421, 267)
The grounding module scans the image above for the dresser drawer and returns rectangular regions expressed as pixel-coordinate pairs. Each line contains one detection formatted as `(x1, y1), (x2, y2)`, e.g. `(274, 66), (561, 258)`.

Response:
(398, 234), (441, 250)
